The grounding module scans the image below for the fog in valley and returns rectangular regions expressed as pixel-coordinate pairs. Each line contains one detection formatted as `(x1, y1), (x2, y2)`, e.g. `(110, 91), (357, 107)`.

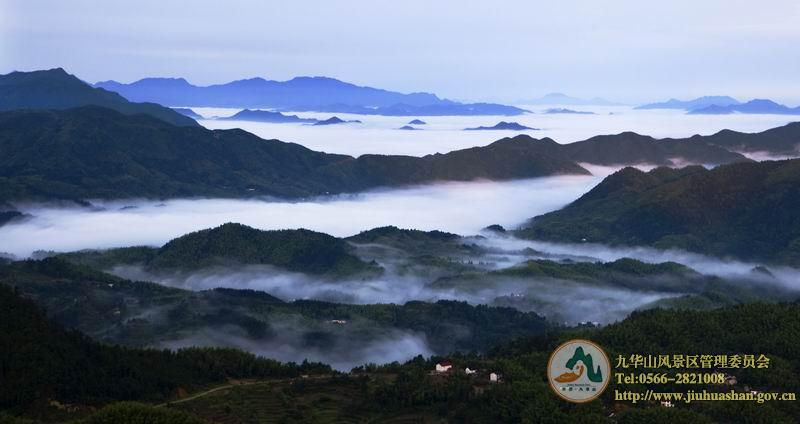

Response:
(3, 112), (799, 369)
(474, 236), (800, 290)
(195, 106), (799, 156)
(160, 323), (433, 372)
(0, 175), (601, 258)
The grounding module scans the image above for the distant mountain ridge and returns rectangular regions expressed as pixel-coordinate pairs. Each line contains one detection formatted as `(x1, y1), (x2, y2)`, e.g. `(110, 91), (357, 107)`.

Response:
(0, 68), (198, 127)
(219, 109), (318, 123)
(544, 108), (595, 115)
(688, 99), (800, 115)
(313, 116), (361, 125)
(95, 75), (527, 116)
(638, 96), (800, 115)
(464, 121), (536, 131)
(636, 96), (740, 110)
(96, 76), (442, 108)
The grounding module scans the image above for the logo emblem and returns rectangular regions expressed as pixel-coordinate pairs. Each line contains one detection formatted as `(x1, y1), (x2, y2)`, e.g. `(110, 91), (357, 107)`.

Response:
(548, 339), (610, 403)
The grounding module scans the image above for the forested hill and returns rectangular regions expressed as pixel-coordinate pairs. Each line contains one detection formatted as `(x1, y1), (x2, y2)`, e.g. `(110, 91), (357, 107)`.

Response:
(517, 159), (800, 265)
(0, 68), (197, 127)
(0, 257), (551, 374)
(3, 273), (798, 422)
(699, 122), (800, 156)
(1, 104), (796, 204)
(63, 223), (382, 277)
(0, 282), (331, 419)
(0, 106), (588, 203)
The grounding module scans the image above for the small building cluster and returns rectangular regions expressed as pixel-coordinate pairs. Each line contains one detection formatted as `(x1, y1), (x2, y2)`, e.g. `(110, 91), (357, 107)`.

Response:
(433, 360), (502, 383)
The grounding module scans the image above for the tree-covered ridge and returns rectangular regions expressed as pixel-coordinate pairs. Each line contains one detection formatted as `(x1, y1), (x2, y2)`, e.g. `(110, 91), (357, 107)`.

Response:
(346, 226), (464, 254)
(57, 223), (381, 277)
(3, 107), (796, 204)
(0, 107), (350, 202)
(518, 159), (800, 265)
(54, 224), (484, 280)
(701, 122), (800, 155)
(348, 226), (460, 243)
(497, 258), (693, 281)
(0, 257), (550, 357)
(150, 223), (380, 276)
(0, 282), (331, 419)
(0, 107), (589, 204)
(0, 68), (197, 127)
(477, 302), (800, 423)
(429, 256), (789, 318)
(560, 131), (750, 166)
(68, 302), (800, 423)
(3, 258), (799, 422)
(53, 222), (795, 321)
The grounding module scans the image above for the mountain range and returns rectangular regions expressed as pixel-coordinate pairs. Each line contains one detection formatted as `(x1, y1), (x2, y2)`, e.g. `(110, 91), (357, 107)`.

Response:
(636, 96), (740, 110)
(638, 96), (800, 115)
(518, 158), (800, 265)
(94, 75), (527, 116)
(4, 105), (799, 204)
(0, 68), (198, 127)
(0, 107), (587, 203)
(688, 99), (800, 115)
(49, 221), (788, 315)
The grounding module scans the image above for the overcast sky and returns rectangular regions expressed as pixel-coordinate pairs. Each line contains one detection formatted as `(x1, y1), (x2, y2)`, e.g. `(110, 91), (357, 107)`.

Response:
(2, 0), (799, 104)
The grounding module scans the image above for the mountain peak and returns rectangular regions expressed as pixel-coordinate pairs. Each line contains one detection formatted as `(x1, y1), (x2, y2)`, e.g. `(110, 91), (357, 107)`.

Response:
(0, 69), (198, 127)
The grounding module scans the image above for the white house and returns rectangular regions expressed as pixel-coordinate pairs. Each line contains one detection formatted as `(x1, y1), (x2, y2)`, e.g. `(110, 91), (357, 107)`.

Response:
(435, 361), (452, 372)
(465, 367), (477, 375)
(489, 372), (501, 382)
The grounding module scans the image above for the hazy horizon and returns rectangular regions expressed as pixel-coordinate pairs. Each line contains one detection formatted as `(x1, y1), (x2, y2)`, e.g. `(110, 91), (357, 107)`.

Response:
(2, 0), (799, 104)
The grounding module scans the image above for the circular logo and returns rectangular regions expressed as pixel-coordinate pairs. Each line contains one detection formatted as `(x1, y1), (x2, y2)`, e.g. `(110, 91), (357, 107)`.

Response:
(547, 339), (610, 403)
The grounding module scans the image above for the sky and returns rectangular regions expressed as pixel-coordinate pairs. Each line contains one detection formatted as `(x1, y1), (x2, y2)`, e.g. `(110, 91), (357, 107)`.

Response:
(2, 0), (799, 104)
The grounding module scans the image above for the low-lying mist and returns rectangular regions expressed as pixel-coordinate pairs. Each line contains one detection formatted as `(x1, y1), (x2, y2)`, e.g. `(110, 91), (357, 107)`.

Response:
(475, 235), (800, 290)
(195, 106), (798, 157)
(160, 324), (433, 372)
(114, 264), (672, 324)
(0, 176), (600, 258)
